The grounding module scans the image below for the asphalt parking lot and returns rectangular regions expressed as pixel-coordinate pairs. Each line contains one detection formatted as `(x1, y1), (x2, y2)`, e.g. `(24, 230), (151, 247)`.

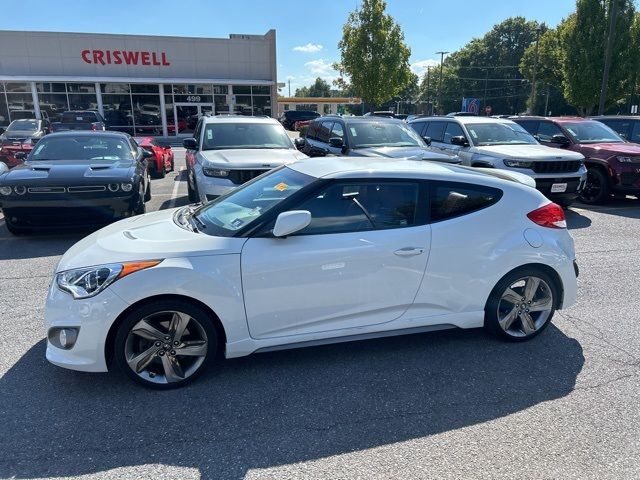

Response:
(1, 149), (639, 479)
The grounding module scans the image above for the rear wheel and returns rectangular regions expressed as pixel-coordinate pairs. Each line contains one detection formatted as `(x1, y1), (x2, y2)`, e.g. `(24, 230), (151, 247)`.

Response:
(485, 267), (558, 342)
(114, 300), (217, 389)
(579, 167), (609, 204)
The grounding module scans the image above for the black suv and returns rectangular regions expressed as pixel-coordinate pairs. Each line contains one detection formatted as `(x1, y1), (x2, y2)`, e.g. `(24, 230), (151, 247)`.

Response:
(279, 110), (320, 130)
(296, 115), (459, 163)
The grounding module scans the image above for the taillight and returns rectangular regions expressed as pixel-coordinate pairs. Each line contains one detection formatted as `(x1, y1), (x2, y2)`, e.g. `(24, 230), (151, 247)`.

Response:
(527, 203), (566, 229)
(91, 123), (97, 131)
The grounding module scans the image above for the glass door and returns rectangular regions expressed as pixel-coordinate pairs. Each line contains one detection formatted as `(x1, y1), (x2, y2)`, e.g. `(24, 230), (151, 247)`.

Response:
(174, 103), (214, 136)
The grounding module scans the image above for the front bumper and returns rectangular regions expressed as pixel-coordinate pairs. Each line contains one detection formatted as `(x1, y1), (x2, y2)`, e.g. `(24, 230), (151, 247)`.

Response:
(0, 193), (139, 228)
(45, 283), (129, 372)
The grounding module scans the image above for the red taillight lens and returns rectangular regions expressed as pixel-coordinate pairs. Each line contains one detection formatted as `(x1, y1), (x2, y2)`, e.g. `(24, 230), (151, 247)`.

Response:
(527, 203), (566, 229)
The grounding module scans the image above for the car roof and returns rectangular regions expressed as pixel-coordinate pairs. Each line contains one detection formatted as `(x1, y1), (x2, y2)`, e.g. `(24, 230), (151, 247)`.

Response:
(314, 115), (402, 124)
(45, 131), (132, 139)
(201, 115), (280, 124)
(591, 115), (640, 121)
(512, 116), (587, 123)
(409, 115), (515, 125)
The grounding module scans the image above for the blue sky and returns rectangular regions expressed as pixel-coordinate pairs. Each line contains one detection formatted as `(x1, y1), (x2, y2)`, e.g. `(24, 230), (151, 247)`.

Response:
(1, 0), (577, 94)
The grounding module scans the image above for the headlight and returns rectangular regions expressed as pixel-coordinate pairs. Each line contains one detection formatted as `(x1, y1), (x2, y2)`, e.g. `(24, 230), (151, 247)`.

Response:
(56, 260), (162, 299)
(0, 186), (12, 196)
(504, 159), (534, 168)
(203, 166), (230, 177)
(108, 183), (120, 192)
(14, 185), (26, 195)
(121, 183), (133, 192)
(616, 155), (640, 164)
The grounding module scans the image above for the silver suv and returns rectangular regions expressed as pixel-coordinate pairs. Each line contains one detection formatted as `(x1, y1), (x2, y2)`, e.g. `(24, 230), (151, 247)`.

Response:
(184, 115), (308, 203)
(409, 116), (587, 205)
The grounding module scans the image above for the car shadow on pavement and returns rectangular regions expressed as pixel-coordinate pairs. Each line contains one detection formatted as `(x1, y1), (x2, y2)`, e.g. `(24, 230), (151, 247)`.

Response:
(565, 209), (592, 230)
(0, 227), (87, 259)
(0, 325), (583, 479)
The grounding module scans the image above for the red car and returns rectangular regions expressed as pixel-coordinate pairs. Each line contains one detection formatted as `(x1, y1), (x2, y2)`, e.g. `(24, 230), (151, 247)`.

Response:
(167, 118), (188, 134)
(134, 137), (175, 178)
(513, 116), (640, 204)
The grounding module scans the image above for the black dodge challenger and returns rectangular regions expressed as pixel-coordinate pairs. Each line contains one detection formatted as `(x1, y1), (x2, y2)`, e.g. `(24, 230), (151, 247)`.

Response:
(0, 131), (152, 234)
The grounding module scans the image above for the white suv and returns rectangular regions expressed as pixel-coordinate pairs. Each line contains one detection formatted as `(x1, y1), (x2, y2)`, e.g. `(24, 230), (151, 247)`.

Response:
(409, 116), (587, 205)
(184, 115), (308, 202)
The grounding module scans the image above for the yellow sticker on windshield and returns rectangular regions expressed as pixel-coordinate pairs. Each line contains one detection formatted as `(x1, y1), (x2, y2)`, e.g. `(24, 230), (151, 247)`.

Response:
(274, 183), (288, 191)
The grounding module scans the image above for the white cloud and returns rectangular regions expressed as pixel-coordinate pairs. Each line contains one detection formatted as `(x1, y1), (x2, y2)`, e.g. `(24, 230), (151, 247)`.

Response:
(293, 43), (324, 53)
(304, 59), (337, 76)
(411, 59), (439, 75)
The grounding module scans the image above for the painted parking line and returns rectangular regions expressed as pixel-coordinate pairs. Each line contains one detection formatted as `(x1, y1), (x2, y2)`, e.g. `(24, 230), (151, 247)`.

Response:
(168, 167), (186, 210)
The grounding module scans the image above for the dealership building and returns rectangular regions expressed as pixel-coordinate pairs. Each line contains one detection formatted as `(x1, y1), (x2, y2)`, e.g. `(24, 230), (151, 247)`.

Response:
(0, 29), (278, 138)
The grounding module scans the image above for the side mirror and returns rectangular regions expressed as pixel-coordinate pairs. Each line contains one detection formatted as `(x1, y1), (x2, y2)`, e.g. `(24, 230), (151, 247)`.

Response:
(14, 152), (27, 161)
(183, 137), (198, 150)
(293, 137), (305, 150)
(141, 149), (154, 159)
(272, 210), (312, 237)
(329, 137), (343, 148)
(421, 135), (432, 146)
(450, 136), (469, 146)
(550, 134), (570, 147)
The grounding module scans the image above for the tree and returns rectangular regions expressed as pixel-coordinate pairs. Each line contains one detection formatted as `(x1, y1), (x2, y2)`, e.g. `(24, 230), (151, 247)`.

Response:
(334, 0), (412, 109)
(561, 0), (635, 115)
(294, 77), (331, 97)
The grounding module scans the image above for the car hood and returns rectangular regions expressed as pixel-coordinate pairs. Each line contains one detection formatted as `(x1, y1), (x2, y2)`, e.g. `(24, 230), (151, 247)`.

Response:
(575, 142), (640, 156)
(475, 144), (584, 160)
(1, 130), (39, 140)
(200, 148), (307, 167)
(351, 146), (460, 163)
(1, 160), (135, 185)
(56, 208), (247, 272)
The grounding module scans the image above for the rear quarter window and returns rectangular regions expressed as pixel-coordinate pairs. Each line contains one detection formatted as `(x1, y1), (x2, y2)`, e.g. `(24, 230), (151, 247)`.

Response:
(430, 182), (502, 222)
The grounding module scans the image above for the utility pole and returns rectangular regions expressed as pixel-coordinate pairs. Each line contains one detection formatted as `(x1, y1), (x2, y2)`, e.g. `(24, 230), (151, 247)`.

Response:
(598, 0), (620, 115)
(436, 51), (449, 115)
(545, 84), (550, 116)
(529, 27), (542, 115)
(483, 68), (489, 114)
(425, 66), (431, 115)
(288, 79), (291, 97)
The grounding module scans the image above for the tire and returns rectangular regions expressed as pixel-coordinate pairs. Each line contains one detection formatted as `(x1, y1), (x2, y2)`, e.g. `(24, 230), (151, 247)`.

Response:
(144, 178), (152, 202)
(132, 192), (146, 216)
(113, 300), (218, 389)
(187, 173), (198, 203)
(154, 164), (166, 179)
(579, 167), (610, 204)
(4, 217), (29, 235)
(484, 267), (559, 342)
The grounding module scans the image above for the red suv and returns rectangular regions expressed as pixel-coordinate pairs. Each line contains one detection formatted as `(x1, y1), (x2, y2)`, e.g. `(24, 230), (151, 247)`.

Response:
(513, 116), (640, 204)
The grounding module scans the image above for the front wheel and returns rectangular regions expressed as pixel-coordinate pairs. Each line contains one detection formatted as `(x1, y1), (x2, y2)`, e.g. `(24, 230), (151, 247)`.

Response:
(579, 168), (610, 204)
(187, 173), (198, 202)
(114, 300), (218, 389)
(484, 268), (558, 342)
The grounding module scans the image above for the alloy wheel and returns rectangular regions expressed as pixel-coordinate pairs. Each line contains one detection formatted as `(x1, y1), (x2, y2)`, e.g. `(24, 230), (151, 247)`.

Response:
(580, 170), (603, 203)
(497, 276), (554, 338)
(124, 310), (208, 385)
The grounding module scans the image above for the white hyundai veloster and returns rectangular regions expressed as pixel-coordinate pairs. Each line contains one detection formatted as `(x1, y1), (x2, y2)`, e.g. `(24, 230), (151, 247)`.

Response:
(45, 157), (578, 388)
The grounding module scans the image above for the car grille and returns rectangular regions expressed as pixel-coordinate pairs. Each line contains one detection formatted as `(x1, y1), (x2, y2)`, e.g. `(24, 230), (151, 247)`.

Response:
(619, 172), (640, 187)
(228, 169), (270, 185)
(27, 185), (107, 193)
(531, 161), (582, 174)
(67, 185), (107, 193)
(28, 186), (66, 194)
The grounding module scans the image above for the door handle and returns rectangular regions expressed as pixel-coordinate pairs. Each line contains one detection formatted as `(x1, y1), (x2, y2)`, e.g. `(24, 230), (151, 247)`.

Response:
(394, 247), (425, 256)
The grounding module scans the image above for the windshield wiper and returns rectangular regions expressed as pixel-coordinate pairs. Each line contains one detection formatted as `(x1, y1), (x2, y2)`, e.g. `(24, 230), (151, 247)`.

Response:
(342, 192), (377, 228)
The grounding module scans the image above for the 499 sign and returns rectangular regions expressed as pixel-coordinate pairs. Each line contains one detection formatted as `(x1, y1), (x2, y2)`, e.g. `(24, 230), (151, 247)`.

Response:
(186, 96), (201, 102)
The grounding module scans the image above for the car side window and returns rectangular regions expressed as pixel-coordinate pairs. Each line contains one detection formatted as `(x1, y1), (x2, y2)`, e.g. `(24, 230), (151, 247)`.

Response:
(425, 122), (446, 142)
(193, 119), (203, 145)
(630, 122), (640, 143)
(603, 120), (630, 140)
(409, 121), (426, 136)
(293, 181), (421, 235)
(516, 121), (538, 136)
(537, 122), (564, 142)
(306, 122), (318, 141)
(443, 122), (466, 144)
(317, 121), (334, 143)
(330, 122), (345, 142)
(430, 182), (502, 222)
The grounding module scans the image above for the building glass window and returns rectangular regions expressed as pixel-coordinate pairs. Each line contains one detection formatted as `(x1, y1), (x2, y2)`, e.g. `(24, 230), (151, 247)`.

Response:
(131, 84), (159, 94)
(213, 85), (228, 95)
(253, 95), (271, 116)
(214, 95), (230, 115)
(0, 96), (9, 128)
(101, 83), (130, 94)
(252, 86), (270, 95)
(132, 93), (162, 135)
(68, 93), (98, 111)
(5, 83), (30, 93)
(102, 93), (134, 135)
(38, 94), (68, 122)
(6, 93), (34, 120)
(234, 95), (252, 115)
(36, 82), (66, 93)
(67, 83), (96, 94)
(232, 85), (251, 95)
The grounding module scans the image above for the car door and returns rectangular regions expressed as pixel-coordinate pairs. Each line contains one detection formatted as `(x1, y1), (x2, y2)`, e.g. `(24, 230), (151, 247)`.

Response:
(326, 121), (346, 155)
(425, 121), (447, 152)
(241, 179), (431, 339)
(440, 121), (468, 156)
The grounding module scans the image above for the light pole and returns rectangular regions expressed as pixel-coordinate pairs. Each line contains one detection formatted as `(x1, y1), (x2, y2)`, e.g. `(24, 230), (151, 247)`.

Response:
(482, 68), (489, 114)
(528, 27), (542, 115)
(436, 51), (449, 115)
(599, 0), (620, 115)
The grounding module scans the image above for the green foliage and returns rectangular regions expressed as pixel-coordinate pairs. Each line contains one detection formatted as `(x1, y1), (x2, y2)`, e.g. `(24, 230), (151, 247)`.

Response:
(334, 0), (412, 108)
(294, 77), (332, 98)
(561, 0), (635, 115)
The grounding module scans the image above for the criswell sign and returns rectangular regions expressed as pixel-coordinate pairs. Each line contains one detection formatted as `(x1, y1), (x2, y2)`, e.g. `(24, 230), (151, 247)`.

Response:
(81, 49), (171, 66)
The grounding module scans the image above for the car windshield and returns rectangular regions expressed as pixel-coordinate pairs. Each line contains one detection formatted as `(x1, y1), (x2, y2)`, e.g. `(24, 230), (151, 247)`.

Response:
(202, 123), (293, 150)
(7, 120), (38, 131)
(193, 167), (315, 237)
(349, 122), (424, 148)
(29, 136), (135, 161)
(563, 121), (624, 144)
(465, 122), (538, 146)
